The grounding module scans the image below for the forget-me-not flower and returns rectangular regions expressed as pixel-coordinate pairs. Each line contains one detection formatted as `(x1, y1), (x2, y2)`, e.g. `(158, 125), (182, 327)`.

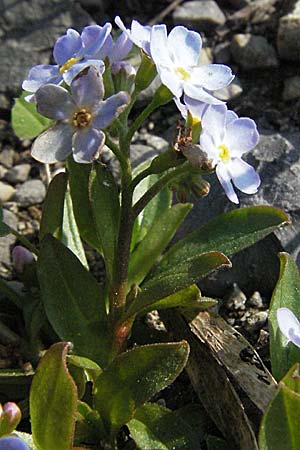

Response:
(174, 95), (208, 124)
(115, 16), (152, 56)
(22, 24), (112, 101)
(277, 307), (300, 347)
(200, 104), (260, 203)
(150, 25), (234, 104)
(95, 30), (135, 75)
(31, 67), (130, 164)
(0, 437), (29, 450)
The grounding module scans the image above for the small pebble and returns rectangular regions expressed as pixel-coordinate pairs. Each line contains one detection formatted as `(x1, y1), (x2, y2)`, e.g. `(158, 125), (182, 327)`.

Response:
(13, 179), (46, 207)
(0, 181), (15, 203)
(226, 283), (247, 310)
(5, 164), (31, 184)
(244, 311), (268, 332)
(247, 291), (264, 308)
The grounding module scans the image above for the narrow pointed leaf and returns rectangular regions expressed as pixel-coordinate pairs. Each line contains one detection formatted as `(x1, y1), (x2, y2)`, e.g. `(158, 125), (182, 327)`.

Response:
(128, 402), (203, 450)
(259, 363), (300, 450)
(0, 206), (11, 236)
(62, 189), (88, 268)
(89, 164), (120, 282)
(153, 206), (289, 276)
(30, 342), (77, 450)
(12, 92), (53, 139)
(269, 252), (300, 381)
(93, 341), (189, 434)
(136, 252), (231, 306)
(37, 235), (109, 366)
(128, 204), (192, 285)
(67, 156), (102, 253)
(39, 172), (68, 241)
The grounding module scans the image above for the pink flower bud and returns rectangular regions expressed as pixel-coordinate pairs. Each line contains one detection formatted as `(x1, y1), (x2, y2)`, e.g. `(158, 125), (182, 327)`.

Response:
(12, 246), (35, 273)
(0, 402), (21, 436)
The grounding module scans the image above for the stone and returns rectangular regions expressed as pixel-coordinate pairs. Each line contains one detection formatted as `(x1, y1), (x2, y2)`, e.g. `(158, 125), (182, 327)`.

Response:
(13, 180), (46, 207)
(247, 291), (264, 309)
(214, 41), (232, 64)
(231, 34), (278, 69)
(0, 181), (15, 203)
(173, 1), (226, 33)
(5, 164), (31, 184)
(214, 77), (243, 101)
(0, 209), (18, 275)
(0, 0), (94, 96)
(0, 149), (14, 168)
(277, 11), (300, 62)
(282, 76), (300, 101)
(0, 165), (8, 180)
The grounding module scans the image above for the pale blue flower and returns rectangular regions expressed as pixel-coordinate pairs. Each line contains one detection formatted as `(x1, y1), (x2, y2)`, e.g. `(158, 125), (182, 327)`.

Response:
(0, 437), (29, 450)
(115, 16), (152, 56)
(174, 95), (208, 122)
(277, 307), (300, 347)
(22, 24), (111, 101)
(150, 25), (234, 104)
(95, 30), (134, 75)
(200, 104), (260, 203)
(31, 67), (130, 164)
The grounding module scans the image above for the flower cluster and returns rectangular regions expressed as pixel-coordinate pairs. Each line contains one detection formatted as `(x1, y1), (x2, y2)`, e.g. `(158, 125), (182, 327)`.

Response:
(23, 16), (260, 202)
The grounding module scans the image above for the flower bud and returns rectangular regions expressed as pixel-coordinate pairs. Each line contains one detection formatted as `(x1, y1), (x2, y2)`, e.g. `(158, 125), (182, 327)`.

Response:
(191, 177), (210, 198)
(12, 246), (35, 273)
(0, 402), (21, 436)
(12, 245), (35, 273)
(181, 143), (213, 171)
(135, 51), (157, 92)
(112, 62), (136, 94)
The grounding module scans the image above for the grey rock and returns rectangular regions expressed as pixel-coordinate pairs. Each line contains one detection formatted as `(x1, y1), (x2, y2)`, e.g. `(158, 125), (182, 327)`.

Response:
(0, 149), (14, 168)
(5, 164), (31, 184)
(214, 77), (243, 101)
(231, 34), (278, 69)
(13, 179), (46, 207)
(214, 41), (232, 64)
(0, 181), (15, 203)
(0, 209), (18, 274)
(173, 0), (226, 33)
(0, 165), (8, 180)
(247, 291), (264, 308)
(244, 311), (268, 332)
(277, 10), (300, 62)
(226, 283), (247, 310)
(0, 0), (94, 95)
(282, 76), (300, 101)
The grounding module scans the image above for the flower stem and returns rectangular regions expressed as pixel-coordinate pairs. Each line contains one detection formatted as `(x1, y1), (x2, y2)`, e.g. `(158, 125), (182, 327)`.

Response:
(125, 98), (158, 146)
(133, 161), (191, 218)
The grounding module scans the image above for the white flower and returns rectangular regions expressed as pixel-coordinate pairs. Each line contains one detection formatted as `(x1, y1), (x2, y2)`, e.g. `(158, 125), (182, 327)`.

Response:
(277, 307), (300, 347)
(150, 25), (234, 104)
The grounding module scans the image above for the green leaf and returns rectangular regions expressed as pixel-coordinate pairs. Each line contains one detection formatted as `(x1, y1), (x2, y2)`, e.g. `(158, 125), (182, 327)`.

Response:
(30, 342), (77, 450)
(62, 189), (88, 269)
(67, 156), (102, 253)
(126, 284), (215, 319)
(67, 354), (102, 384)
(128, 203), (192, 285)
(12, 92), (53, 139)
(153, 206), (290, 276)
(269, 253), (300, 381)
(128, 402), (203, 450)
(206, 436), (231, 450)
(136, 252), (230, 306)
(39, 172), (68, 241)
(259, 363), (300, 450)
(131, 160), (172, 249)
(89, 164), (120, 282)
(93, 341), (189, 435)
(0, 206), (11, 236)
(37, 235), (109, 366)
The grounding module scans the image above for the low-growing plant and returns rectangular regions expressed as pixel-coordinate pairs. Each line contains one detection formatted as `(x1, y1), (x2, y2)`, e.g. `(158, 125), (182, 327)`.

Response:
(0, 15), (296, 450)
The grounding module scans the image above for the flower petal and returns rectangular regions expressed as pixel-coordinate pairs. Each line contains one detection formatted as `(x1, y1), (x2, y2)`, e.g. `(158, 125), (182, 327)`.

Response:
(93, 92), (130, 129)
(35, 84), (75, 120)
(226, 109), (238, 125)
(131, 19), (151, 54)
(111, 31), (132, 63)
(62, 59), (105, 86)
(199, 130), (219, 162)
(72, 128), (105, 163)
(158, 68), (183, 98)
(22, 65), (61, 93)
(174, 97), (187, 119)
(150, 24), (172, 66)
(95, 34), (113, 60)
(225, 118), (259, 156)
(228, 158), (261, 195)
(81, 23), (112, 57)
(191, 64), (234, 90)
(53, 29), (83, 65)
(31, 123), (73, 163)
(277, 307), (300, 347)
(183, 83), (224, 104)
(71, 67), (104, 110)
(184, 95), (208, 121)
(0, 437), (29, 450)
(168, 26), (202, 67)
(201, 104), (227, 143)
(216, 163), (239, 204)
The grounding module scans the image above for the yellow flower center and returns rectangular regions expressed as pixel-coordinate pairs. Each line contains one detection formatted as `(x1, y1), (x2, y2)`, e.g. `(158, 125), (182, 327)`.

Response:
(59, 57), (81, 74)
(72, 109), (92, 128)
(175, 67), (190, 81)
(218, 144), (231, 163)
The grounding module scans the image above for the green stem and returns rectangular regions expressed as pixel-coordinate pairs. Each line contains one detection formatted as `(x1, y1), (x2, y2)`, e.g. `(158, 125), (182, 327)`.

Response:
(125, 98), (158, 147)
(105, 134), (127, 166)
(130, 166), (152, 192)
(133, 162), (191, 218)
(0, 278), (23, 309)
